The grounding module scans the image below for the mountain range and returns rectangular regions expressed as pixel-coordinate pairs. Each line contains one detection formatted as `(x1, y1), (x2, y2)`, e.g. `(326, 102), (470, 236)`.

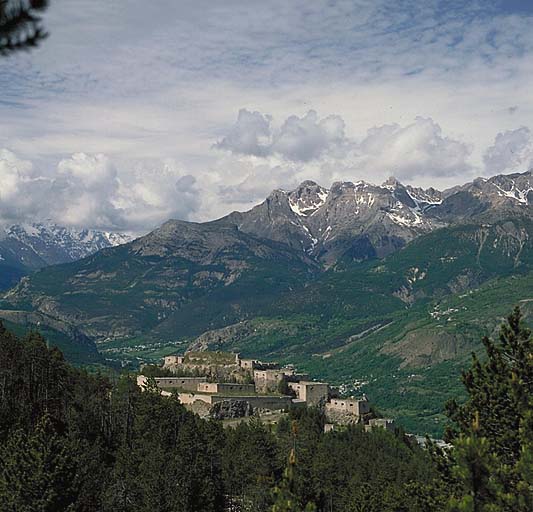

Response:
(2, 170), (533, 433)
(0, 222), (131, 290)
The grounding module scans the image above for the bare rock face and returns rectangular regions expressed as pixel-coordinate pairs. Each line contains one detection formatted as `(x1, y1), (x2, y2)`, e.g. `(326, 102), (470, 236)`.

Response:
(287, 180), (329, 217)
(224, 177), (445, 266)
(0, 222), (131, 270)
(3, 169), (533, 346)
(380, 328), (468, 368)
(430, 171), (533, 221)
(222, 189), (313, 254)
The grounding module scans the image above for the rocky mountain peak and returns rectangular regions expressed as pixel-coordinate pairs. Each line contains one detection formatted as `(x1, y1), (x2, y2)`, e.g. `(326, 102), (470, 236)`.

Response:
(434, 171), (533, 220)
(296, 179), (320, 188)
(288, 180), (329, 217)
(486, 171), (533, 205)
(383, 176), (401, 189)
(225, 170), (533, 265)
(0, 222), (133, 285)
(330, 181), (357, 195)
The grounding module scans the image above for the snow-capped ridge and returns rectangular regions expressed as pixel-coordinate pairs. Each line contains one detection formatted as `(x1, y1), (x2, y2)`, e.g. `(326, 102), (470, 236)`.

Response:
(288, 180), (329, 217)
(486, 172), (533, 205)
(448, 170), (533, 207)
(1, 222), (132, 270)
(279, 177), (444, 234)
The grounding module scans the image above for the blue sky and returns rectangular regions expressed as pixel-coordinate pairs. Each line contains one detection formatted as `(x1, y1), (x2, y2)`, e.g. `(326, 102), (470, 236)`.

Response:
(0, 0), (532, 232)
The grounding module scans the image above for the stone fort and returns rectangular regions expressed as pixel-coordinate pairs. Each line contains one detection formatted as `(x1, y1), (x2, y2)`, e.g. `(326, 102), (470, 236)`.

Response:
(139, 350), (393, 429)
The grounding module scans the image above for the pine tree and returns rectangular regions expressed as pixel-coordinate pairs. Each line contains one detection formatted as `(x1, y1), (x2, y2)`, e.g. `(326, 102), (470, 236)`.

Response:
(514, 409), (533, 510)
(272, 450), (306, 512)
(0, 413), (79, 511)
(444, 307), (533, 510)
(272, 421), (316, 512)
(0, 0), (49, 55)
(446, 434), (503, 512)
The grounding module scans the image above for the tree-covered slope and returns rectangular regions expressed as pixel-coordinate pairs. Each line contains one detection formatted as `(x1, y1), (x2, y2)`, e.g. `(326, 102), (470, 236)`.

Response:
(0, 318), (101, 365)
(3, 173), (533, 434)
(0, 322), (451, 511)
(2, 219), (315, 341)
(1, 313), (532, 510)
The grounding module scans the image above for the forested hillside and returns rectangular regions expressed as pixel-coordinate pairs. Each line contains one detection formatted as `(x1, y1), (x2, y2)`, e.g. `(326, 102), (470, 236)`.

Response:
(1, 309), (532, 511)
(4, 173), (533, 435)
(0, 321), (437, 511)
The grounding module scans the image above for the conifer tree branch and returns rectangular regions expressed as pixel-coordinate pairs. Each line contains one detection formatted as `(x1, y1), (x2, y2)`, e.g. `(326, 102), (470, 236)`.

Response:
(0, 0), (49, 55)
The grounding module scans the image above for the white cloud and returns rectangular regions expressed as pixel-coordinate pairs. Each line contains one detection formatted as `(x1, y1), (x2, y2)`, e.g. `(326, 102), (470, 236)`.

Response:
(1, 0), (533, 230)
(58, 153), (117, 189)
(0, 149), (33, 202)
(53, 153), (123, 229)
(483, 127), (533, 175)
(211, 112), (474, 204)
(356, 117), (473, 180)
(271, 111), (348, 162)
(0, 150), (201, 233)
(0, 149), (48, 226)
(214, 109), (272, 157)
(117, 159), (200, 230)
(217, 161), (300, 205)
(0, 112), (531, 232)
(215, 109), (349, 162)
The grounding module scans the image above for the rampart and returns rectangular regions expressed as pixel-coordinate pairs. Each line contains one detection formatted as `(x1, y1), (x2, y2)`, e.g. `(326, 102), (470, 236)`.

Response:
(326, 397), (370, 416)
(288, 381), (330, 406)
(177, 392), (293, 411)
(137, 375), (207, 392)
(197, 382), (256, 394)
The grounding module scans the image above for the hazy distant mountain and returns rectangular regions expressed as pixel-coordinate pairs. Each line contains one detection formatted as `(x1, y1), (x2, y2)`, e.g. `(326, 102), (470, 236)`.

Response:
(4, 169), (533, 337)
(0, 222), (132, 289)
(3, 170), (533, 433)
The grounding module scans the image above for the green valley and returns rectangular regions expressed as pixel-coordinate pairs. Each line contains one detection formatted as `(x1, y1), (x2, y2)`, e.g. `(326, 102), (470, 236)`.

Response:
(3, 174), (533, 435)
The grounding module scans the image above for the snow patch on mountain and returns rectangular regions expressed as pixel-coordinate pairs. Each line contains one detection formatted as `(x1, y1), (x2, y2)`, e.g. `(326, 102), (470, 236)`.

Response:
(2, 222), (133, 269)
(288, 181), (329, 217)
(489, 179), (533, 204)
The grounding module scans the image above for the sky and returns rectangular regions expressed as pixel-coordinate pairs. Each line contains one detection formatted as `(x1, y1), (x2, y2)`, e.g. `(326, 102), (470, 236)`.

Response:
(1, 0), (533, 234)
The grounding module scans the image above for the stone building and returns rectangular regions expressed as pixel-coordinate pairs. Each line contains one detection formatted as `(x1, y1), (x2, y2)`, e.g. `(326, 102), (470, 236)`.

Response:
(163, 355), (184, 367)
(325, 397), (370, 417)
(253, 369), (288, 393)
(238, 358), (258, 370)
(288, 381), (330, 406)
(365, 418), (395, 433)
(136, 375), (207, 392)
(197, 382), (256, 394)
